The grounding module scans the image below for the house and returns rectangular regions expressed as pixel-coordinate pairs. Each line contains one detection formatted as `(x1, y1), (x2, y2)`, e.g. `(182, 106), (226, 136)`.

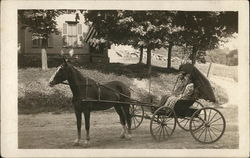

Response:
(18, 11), (109, 67)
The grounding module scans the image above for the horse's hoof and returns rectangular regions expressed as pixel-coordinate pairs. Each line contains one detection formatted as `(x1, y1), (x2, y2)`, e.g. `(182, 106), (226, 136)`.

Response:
(83, 140), (90, 148)
(125, 134), (132, 140)
(120, 130), (126, 139)
(73, 139), (80, 146)
(120, 133), (126, 139)
(73, 142), (80, 146)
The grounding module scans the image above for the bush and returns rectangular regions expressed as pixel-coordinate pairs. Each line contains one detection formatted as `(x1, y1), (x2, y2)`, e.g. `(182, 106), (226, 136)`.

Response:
(18, 90), (72, 114)
(18, 68), (73, 114)
(18, 64), (228, 114)
(211, 82), (228, 105)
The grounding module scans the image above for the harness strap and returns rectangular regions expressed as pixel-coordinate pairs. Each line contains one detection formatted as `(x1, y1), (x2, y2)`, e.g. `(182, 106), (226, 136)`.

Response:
(85, 78), (88, 99)
(97, 83), (101, 101)
(61, 79), (133, 102)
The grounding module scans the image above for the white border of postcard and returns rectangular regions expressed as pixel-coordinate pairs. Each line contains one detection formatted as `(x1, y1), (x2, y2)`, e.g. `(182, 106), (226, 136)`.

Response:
(1, 0), (249, 157)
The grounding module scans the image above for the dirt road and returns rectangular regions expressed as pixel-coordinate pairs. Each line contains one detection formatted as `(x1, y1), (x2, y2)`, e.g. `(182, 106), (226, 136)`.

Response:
(19, 106), (238, 149)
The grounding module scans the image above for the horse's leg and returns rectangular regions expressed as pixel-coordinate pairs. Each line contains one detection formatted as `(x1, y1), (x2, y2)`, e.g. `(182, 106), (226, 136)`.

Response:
(124, 105), (132, 139)
(121, 105), (132, 139)
(114, 106), (126, 139)
(83, 111), (91, 147)
(73, 111), (82, 146)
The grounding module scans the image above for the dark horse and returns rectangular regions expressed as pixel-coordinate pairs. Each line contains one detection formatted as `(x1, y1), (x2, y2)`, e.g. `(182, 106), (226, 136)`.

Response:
(49, 59), (132, 146)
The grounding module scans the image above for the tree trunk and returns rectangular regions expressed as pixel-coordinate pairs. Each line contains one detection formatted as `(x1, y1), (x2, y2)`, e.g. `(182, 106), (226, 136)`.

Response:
(41, 38), (48, 70)
(191, 46), (197, 65)
(139, 46), (143, 64)
(147, 46), (152, 96)
(167, 43), (173, 68)
(146, 47), (152, 67)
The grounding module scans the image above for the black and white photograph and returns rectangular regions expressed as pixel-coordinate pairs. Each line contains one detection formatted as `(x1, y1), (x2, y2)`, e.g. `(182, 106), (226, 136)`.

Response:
(1, 0), (249, 157)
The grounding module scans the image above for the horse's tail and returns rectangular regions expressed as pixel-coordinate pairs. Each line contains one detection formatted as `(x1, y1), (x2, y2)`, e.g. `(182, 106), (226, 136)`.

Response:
(117, 82), (131, 102)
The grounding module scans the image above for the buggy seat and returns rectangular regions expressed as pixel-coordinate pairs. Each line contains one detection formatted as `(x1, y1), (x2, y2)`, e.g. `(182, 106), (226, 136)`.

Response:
(151, 99), (199, 118)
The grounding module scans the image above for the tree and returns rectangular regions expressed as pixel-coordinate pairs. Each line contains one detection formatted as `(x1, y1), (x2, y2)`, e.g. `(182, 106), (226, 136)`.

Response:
(175, 11), (238, 64)
(138, 46), (144, 64)
(18, 10), (65, 70)
(84, 11), (238, 67)
(163, 14), (185, 68)
(84, 10), (176, 68)
(129, 11), (181, 67)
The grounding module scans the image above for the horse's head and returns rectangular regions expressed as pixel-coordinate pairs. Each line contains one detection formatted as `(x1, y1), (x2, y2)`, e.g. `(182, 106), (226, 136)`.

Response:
(49, 58), (69, 87)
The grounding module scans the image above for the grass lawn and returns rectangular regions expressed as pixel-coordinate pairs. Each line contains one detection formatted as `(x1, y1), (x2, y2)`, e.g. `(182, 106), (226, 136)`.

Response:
(18, 62), (229, 114)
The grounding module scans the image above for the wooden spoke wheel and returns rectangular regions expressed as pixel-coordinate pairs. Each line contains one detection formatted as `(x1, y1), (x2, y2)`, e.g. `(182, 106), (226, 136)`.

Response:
(130, 104), (144, 130)
(190, 107), (226, 144)
(177, 101), (204, 131)
(150, 106), (176, 141)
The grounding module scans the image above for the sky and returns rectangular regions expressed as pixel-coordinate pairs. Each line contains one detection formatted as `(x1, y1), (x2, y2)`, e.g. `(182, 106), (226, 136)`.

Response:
(219, 33), (238, 51)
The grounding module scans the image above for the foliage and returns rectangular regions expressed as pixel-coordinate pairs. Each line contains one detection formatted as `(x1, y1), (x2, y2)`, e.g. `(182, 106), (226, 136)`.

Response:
(18, 62), (229, 114)
(84, 11), (186, 49)
(84, 10), (238, 65)
(205, 48), (238, 66)
(84, 11), (184, 67)
(210, 82), (228, 105)
(18, 10), (68, 70)
(226, 49), (238, 66)
(174, 11), (238, 63)
(18, 10), (66, 41)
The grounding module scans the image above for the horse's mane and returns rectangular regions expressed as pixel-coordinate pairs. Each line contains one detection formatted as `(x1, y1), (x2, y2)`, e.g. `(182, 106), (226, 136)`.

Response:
(68, 64), (91, 85)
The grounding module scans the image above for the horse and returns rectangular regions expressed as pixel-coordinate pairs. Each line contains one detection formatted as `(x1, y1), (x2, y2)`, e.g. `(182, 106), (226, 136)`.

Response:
(49, 59), (132, 147)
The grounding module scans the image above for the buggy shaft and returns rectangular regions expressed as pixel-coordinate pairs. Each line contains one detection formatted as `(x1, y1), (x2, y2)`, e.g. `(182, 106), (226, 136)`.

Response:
(81, 99), (154, 107)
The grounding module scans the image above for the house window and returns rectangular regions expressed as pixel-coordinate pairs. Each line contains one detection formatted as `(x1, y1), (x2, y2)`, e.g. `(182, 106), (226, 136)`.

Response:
(32, 38), (40, 47)
(32, 35), (53, 48)
(62, 22), (83, 48)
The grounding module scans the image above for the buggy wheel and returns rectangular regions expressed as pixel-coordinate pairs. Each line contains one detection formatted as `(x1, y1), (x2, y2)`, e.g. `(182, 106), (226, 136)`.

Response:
(130, 104), (144, 130)
(190, 107), (226, 144)
(177, 101), (204, 131)
(150, 106), (176, 141)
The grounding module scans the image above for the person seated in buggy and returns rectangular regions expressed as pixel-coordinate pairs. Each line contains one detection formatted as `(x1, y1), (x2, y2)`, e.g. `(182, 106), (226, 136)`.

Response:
(155, 63), (216, 117)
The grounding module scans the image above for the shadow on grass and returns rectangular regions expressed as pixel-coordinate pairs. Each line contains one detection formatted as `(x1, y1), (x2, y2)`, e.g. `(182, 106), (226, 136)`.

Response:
(18, 90), (73, 114)
(79, 63), (180, 79)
